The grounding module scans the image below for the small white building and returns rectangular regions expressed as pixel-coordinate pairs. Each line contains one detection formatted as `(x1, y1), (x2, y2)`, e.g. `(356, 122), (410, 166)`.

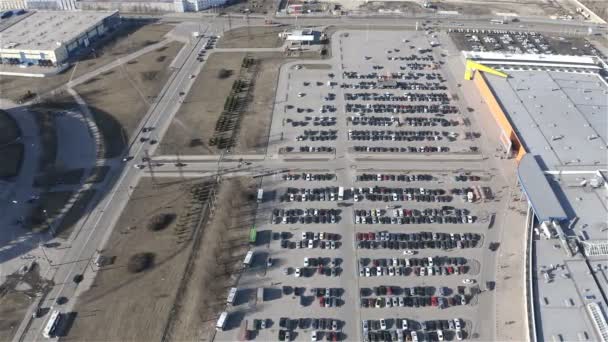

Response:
(279, 29), (321, 45)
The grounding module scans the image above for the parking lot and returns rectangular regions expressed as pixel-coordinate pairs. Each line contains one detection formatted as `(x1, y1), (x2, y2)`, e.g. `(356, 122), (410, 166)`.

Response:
(215, 30), (511, 342)
(449, 29), (604, 57)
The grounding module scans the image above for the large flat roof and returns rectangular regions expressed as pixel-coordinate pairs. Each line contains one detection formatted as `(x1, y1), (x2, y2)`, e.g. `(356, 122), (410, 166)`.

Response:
(485, 70), (608, 169)
(484, 66), (608, 342)
(0, 10), (117, 52)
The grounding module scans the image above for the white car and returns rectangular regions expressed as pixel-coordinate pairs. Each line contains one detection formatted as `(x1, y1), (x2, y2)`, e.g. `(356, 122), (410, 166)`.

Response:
(304, 257), (310, 267)
(133, 164), (145, 169)
(437, 330), (444, 341)
(456, 330), (463, 341)
(411, 331), (418, 342)
(401, 319), (408, 330)
(389, 267), (395, 276)
(308, 240), (314, 249)
(297, 92), (305, 97)
(362, 320), (369, 332)
(311, 330), (318, 341)
(380, 319), (387, 330)
(365, 268), (371, 277)
(462, 278), (475, 284)
(454, 318), (462, 331)
(428, 257), (434, 267)
(295, 268), (302, 277)
(301, 232), (307, 240)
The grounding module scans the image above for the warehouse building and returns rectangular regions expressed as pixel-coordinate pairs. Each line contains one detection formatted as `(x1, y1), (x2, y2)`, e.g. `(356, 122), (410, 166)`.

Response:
(0, 10), (119, 66)
(467, 55), (608, 342)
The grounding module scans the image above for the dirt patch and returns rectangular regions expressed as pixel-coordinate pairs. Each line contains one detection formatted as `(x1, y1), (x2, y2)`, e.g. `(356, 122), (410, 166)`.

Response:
(580, 0), (608, 22)
(64, 177), (213, 341)
(162, 51), (300, 155)
(75, 41), (183, 147)
(72, 22), (174, 79)
(235, 56), (283, 153)
(160, 52), (246, 155)
(218, 26), (286, 49)
(0, 264), (53, 342)
(0, 70), (73, 103)
(358, 1), (426, 14)
(163, 177), (258, 342)
(220, 0), (276, 15)
(432, 0), (567, 16)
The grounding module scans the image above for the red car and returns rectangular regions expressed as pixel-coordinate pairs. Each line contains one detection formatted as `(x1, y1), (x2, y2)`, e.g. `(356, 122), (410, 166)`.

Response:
(319, 297), (325, 306)
(431, 296), (438, 306)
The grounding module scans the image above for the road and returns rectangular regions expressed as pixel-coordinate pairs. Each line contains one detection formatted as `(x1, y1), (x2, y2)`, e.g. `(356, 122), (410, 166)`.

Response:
(16, 28), (214, 342)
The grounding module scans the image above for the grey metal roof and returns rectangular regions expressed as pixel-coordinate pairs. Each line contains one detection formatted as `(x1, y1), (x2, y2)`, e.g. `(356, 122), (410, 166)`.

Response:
(517, 154), (568, 221)
(484, 70), (608, 169)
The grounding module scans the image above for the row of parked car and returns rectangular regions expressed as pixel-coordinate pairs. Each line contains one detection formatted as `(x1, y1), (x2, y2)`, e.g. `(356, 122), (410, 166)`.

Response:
(282, 173), (335, 181)
(361, 256), (468, 267)
(357, 173), (434, 182)
(348, 130), (452, 142)
(357, 231), (481, 243)
(340, 80), (447, 91)
(345, 92), (449, 102)
(360, 294), (467, 308)
(353, 146), (451, 153)
(361, 285), (463, 297)
(283, 239), (340, 249)
(358, 264), (469, 277)
(285, 146), (335, 153)
(346, 103), (458, 115)
(357, 239), (478, 250)
(349, 116), (458, 128)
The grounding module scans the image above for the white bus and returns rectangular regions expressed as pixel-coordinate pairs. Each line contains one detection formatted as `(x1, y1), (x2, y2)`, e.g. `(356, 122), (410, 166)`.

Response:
(243, 251), (254, 267)
(216, 311), (228, 331)
(42, 310), (61, 338)
(227, 287), (237, 305)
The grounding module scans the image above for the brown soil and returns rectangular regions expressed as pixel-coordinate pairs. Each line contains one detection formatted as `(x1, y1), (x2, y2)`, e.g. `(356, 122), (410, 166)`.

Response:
(217, 26), (286, 49)
(64, 177), (213, 341)
(75, 41), (184, 144)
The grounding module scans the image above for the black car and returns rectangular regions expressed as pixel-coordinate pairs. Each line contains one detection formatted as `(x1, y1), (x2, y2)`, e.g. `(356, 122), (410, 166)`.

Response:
(279, 317), (287, 328)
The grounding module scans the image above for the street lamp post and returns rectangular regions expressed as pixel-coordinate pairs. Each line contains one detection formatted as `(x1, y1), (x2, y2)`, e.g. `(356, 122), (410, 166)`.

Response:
(42, 209), (56, 237)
